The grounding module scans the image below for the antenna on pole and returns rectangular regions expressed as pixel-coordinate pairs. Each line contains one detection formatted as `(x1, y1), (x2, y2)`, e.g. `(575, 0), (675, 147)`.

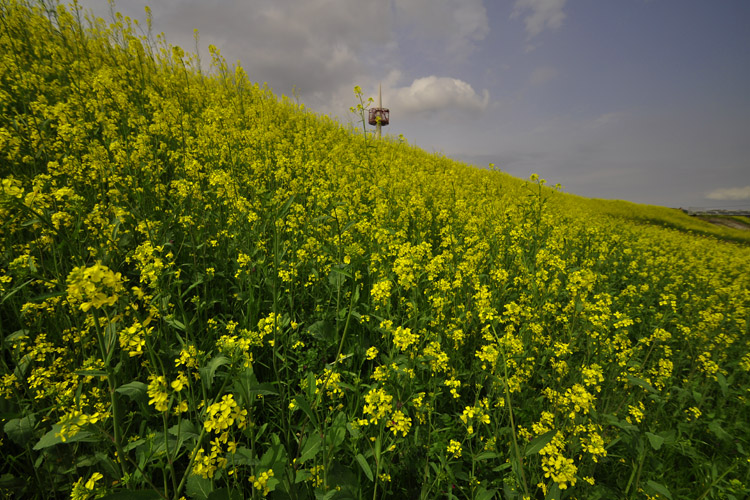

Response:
(368, 83), (389, 138)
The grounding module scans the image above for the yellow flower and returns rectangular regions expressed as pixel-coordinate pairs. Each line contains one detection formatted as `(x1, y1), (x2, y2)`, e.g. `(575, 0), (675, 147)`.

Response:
(447, 439), (462, 458)
(387, 410), (412, 437)
(171, 372), (188, 392)
(147, 375), (169, 412)
(84, 472), (103, 490)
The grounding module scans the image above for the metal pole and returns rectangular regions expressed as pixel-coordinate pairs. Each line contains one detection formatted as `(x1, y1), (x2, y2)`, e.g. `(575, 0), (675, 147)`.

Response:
(377, 83), (382, 139)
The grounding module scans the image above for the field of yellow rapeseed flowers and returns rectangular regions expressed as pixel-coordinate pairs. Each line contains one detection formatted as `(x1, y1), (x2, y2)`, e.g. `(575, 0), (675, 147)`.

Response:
(1, 1), (749, 499)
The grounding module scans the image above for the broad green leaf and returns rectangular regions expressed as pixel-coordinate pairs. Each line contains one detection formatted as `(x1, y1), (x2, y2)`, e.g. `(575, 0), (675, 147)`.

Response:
(355, 453), (373, 481)
(186, 473), (213, 500)
(199, 355), (230, 389)
(3, 329), (28, 347)
(645, 480), (673, 500)
(545, 481), (562, 500)
(115, 381), (148, 403)
(314, 491), (337, 500)
(33, 425), (98, 450)
(645, 432), (665, 450)
(475, 451), (500, 461)
(4, 415), (35, 445)
(327, 412), (347, 447)
(168, 420), (198, 439)
(299, 432), (322, 463)
(525, 430), (557, 456)
(295, 469), (312, 484)
(259, 433), (287, 469)
(708, 420), (731, 441)
(475, 487), (498, 500)
(76, 369), (108, 377)
(625, 374), (657, 394)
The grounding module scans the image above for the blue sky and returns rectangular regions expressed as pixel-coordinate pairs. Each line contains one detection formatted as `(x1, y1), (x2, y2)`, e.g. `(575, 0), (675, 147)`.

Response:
(77, 0), (750, 209)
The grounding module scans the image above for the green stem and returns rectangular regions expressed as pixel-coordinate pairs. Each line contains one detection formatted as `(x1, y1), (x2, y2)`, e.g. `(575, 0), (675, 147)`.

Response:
(92, 310), (129, 480)
(492, 324), (529, 498)
(696, 462), (738, 500)
(174, 374), (232, 499)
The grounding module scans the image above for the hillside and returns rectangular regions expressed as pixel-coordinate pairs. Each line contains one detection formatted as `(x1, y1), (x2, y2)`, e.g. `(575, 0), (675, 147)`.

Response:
(1, 2), (749, 499)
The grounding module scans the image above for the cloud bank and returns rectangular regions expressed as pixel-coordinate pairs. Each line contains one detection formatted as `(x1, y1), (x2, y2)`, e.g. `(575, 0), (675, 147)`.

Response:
(706, 186), (750, 200)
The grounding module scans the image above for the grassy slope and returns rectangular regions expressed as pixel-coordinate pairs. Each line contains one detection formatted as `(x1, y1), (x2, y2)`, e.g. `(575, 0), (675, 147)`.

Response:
(1, 2), (749, 500)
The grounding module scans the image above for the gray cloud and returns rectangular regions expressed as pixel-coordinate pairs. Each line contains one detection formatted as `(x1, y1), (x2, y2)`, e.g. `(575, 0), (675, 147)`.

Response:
(395, 0), (489, 59)
(77, 0), (490, 115)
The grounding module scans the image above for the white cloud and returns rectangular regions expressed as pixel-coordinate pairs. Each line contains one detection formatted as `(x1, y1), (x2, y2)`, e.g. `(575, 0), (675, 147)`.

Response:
(511, 0), (567, 39)
(706, 186), (750, 200)
(529, 66), (558, 85)
(387, 76), (490, 114)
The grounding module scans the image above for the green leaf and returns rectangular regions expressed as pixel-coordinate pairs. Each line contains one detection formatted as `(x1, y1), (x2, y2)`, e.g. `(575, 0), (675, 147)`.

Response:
(0, 279), (33, 305)
(115, 381), (148, 403)
(259, 433), (287, 470)
(645, 480), (673, 500)
(295, 469), (311, 484)
(164, 316), (185, 331)
(199, 356), (230, 389)
(708, 420), (732, 441)
(524, 430), (557, 456)
(13, 354), (31, 379)
(3, 329), (29, 347)
(168, 420), (198, 439)
(103, 321), (119, 360)
(4, 414), (36, 445)
(76, 369), (108, 377)
(186, 473), (213, 500)
(645, 432), (665, 451)
(356, 453), (373, 482)
(299, 431), (322, 463)
(33, 425), (98, 450)
(475, 451), (500, 461)
(248, 382), (278, 396)
(327, 412), (346, 448)
(180, 276), (205, 299)
(293, 395), (318, 427)
(475, 487), (498, 500)
(545, 481), (562, 500)
(123, 439), (145, 452)
(625, 374), (657, 394)
(314, 491), (337, 500)
(717, 373), (728, 398)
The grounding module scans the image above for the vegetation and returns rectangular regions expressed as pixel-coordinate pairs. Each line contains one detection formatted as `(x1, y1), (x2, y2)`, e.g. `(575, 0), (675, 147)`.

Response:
(1, 1), (749, 499)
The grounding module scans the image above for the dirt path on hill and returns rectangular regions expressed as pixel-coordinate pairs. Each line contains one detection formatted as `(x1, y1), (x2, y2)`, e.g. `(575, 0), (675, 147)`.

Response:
(703, 218), (750, 231)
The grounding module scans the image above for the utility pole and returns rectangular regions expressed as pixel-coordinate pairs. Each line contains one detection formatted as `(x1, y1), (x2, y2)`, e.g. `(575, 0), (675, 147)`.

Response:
(368, 83), (389, 138)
